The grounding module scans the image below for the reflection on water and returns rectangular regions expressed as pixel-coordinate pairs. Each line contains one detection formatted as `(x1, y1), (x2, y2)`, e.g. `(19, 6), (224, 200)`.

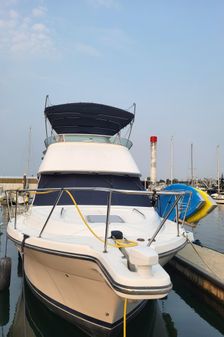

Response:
(0, 290), (9, 328)
(163, 265), (224, 337)
(5, 284), (168, 337)
(0, 205), (224, 337)
(194, 205), (224, 253)
(0, 280), (169, 337)
(162, 312), (177, 337)
(8, 286), (86, 337)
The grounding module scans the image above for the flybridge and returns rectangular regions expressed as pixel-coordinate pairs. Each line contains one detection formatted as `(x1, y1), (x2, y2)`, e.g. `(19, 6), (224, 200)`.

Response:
(44, 102), (135, 136)
(42, 100), (137, 175)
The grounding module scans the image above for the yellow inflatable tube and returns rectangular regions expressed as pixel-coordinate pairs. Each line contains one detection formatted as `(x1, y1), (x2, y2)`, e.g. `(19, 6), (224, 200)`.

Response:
(187, 188), (217, 223)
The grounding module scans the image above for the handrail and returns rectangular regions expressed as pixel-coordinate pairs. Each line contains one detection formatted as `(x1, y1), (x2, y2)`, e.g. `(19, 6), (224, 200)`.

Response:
(38, 189), (64, 238)
(5, 186), (187, 196)
(104, 191), (112, 253)
(14, 190), (18, 229)
(44, 133), (134, 150)
(147, 194), (183, 246)
(8, 187), (190, 252)
(175, 196), (180, 236)
(6, 191), (12, 222)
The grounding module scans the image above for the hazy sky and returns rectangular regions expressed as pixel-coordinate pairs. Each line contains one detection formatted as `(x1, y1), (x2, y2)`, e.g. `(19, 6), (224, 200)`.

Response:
(0, 0), (224, 180)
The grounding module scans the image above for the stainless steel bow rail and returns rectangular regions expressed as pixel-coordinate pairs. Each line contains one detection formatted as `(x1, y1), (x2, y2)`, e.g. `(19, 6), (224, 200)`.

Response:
(6, 187), (191, 253)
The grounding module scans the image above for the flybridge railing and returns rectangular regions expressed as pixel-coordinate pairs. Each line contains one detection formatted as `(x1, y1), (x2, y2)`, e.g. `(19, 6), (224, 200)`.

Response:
(6, 187), (191, 253)
(44, 134), (133, 150)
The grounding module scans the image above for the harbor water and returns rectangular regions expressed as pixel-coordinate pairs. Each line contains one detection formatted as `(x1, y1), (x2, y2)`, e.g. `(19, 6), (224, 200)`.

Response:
(0, 205), (224, 337)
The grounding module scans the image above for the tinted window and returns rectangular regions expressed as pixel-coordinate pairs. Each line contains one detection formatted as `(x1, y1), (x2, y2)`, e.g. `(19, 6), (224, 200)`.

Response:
(33, 174), (151, 207)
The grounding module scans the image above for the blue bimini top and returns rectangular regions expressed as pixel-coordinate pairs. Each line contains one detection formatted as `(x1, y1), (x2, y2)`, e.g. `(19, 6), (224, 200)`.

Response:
(45, 102), (134, 136)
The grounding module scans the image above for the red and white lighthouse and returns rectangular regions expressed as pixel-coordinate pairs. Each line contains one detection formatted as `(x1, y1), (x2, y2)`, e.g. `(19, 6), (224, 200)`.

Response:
(150, 136), (157, 184)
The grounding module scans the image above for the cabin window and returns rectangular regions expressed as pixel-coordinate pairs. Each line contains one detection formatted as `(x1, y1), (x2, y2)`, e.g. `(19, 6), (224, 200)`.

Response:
(33, 174), (151, 207)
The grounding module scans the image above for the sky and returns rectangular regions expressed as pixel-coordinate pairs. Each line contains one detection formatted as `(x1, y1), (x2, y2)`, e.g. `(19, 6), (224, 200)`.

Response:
(0, 0), (224, 180)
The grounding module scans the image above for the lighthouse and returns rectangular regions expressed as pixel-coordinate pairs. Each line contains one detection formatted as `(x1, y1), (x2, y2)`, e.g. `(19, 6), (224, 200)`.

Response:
(150, 136), (157, 185)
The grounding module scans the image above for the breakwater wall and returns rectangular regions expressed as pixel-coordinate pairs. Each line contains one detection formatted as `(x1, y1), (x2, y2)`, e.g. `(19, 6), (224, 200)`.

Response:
(0, 177), (38, 191)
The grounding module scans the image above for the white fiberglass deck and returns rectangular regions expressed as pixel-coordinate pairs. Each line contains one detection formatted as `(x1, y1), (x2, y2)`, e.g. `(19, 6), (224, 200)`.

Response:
(8, 205), (185, 255)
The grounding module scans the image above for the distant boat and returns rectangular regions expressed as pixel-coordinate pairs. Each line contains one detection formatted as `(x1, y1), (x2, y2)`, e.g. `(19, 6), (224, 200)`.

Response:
(210, 192), (224, 204)
(0, 186), (4, 204)
(8, 191), (28, 205)
(211, 145), (224, 204)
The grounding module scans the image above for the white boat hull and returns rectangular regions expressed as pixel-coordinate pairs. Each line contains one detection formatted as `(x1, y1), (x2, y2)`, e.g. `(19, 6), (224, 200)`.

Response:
(214, 199), (224, 205)
(11, 239), (183, 337)
(21, 246), (146, 336)
(7, 200), (187, 336)
(211, 194), (224, 204)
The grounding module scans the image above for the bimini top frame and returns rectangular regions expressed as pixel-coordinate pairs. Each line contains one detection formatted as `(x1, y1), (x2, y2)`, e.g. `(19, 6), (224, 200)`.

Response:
(44, 98), (135, 137)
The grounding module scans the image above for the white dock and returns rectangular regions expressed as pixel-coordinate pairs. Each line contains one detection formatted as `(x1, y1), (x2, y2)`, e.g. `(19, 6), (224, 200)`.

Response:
(169, 243), (224, 303)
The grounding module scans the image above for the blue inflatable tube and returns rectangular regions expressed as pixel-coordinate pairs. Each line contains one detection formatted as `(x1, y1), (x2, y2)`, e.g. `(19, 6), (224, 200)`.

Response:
(157, 184), (205, 221)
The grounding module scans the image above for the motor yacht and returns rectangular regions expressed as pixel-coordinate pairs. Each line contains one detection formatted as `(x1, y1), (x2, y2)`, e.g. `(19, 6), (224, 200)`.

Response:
(7, 102), (188, 336)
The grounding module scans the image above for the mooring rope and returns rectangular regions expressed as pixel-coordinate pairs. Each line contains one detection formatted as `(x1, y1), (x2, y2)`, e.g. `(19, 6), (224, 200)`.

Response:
(123, 298), (128, 337)
(187, 238), (222, 281)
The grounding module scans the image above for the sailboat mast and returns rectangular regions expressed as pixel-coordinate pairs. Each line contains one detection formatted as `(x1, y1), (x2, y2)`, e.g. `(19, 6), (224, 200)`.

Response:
(44, 95), (49, 139)
(170, 136), (174, 184)
(27, 127), (32, 177)
(217, 145), (220, 194)
(23, 127), (32, 189)
(191, 143), (194, 186)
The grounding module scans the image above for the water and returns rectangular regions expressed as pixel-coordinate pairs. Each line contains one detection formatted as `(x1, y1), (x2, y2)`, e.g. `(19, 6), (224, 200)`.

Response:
(0, 205), (224, 337)
(194, 205), (224, 253)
